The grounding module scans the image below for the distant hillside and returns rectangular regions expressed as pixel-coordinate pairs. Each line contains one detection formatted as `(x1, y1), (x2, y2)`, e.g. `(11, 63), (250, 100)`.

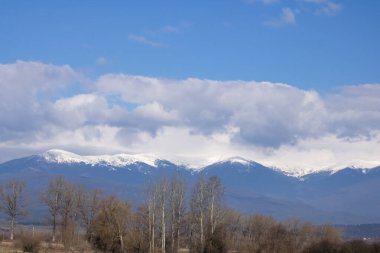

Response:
(336, 224), (380, 240)
(0, 150), (379, 224)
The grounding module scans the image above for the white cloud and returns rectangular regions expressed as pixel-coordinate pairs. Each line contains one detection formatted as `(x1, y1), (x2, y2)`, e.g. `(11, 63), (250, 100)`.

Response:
(128, 34), (162, 47)
(51, 94), (113, 128)
(161, 25), (180, 34)
(96, 75), (326, 147)
(0, 61), (379, 172)
(0, 61), (83, 140)
(133, 102), (179, 123)
(244, 0), (281, 5)
(304, 0), (343, 15)
(96, 57), (108, 65)
(130, 22), (190, 47)
(265, 132), (380, 174)
(264, 7), (296, 27)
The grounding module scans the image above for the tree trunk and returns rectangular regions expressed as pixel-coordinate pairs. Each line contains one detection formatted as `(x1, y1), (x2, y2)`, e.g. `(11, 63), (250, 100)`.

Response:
(171, 206), (175, 253)
(52, 215), (56, 242)
(162, 203), (166, 253)
(120, 234), (124, 253)
(149, 203), (152, 253)
(177, 214), (181, 252)
(152, 211), (156, 253)
(152, 201), (155, 253)
(10, 218), (14, 240)
(200, 210), (204, 250)
(211, 195), (214, 235)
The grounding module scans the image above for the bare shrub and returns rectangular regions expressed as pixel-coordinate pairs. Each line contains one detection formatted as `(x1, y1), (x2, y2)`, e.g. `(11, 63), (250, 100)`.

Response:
(203, 225), (228, 253)
(303, 239), (340, 253)
(339, 240), (371, 253)
(17, 232), (43, 253)
(88, 196), (131, 253)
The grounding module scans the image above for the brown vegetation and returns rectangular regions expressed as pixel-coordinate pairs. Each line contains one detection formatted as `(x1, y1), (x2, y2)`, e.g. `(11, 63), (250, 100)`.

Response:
(16, 232), (43, 253)
(0, 179), (28, 240)
(1, 175), (380, 253)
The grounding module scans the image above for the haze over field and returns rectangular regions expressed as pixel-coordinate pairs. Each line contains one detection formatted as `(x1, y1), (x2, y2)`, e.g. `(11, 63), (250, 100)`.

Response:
(0, 1), (379, 174)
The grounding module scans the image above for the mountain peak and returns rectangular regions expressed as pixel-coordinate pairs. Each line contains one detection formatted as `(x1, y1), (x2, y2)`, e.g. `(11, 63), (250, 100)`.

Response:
(39, 149), (159, 167)
(222, 156), (252, 165)
(41, 149), (84, 163)
(35, 150), (380, 176)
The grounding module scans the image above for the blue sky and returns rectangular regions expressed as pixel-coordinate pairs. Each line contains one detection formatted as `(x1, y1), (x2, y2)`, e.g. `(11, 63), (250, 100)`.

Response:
(1, 0), (379, 90)
(0, 1), (380, 172)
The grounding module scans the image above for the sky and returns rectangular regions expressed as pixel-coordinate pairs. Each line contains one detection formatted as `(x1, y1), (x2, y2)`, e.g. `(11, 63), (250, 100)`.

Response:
(0, 1), (380, 172)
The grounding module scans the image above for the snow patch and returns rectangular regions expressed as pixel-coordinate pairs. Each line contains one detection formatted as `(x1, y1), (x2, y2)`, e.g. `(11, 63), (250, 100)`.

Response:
(39, 149), (380, 177)
(264, 159), (380, 178)
(41, 149), (158, 167)
(226, 156), (251, 165)
(326, 160), (380, 171)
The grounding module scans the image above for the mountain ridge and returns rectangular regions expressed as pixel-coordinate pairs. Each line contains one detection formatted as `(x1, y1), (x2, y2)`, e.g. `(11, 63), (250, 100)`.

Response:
(1, 149), (379, 224)
(37, 149), (380, 178)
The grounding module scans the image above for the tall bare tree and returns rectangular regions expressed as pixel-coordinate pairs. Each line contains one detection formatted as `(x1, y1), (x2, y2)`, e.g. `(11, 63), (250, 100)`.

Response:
(59, 179), (79, 246)
(88, 196), (131, 253)
(190, 174), (208, 252)
(41, 176), (65, 242)
(146, 180), (158, 253)
(157, 178), (168, 253)
(77, 187), (102, 239)
(0, 179), (28, 240)
(207, 176), (224, 236)
(168, 174), (185, 253)
(132, 205), (151, 252)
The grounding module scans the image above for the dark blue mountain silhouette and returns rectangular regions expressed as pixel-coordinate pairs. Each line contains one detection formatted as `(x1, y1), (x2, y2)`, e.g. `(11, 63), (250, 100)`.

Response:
(0, 152), (379, 224)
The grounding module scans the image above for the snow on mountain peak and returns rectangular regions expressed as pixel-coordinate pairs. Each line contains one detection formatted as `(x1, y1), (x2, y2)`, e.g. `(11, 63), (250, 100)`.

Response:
(38, 150), (380, 177)
(40, 149), (158, 167)
(267, 159), (380, 178)
(225, 156), (251, 165)
(42, 149), (83, 163)
(326, 160), (380, 171)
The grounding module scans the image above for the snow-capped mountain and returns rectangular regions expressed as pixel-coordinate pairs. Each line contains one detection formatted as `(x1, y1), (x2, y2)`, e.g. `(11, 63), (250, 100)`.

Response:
(41, 149), (160, 168)
(38, 149), (380, 176)
(0, 149), (379, 224)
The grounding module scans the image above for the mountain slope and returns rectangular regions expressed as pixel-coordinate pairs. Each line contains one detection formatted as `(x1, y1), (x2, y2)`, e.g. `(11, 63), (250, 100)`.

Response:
(0, 150), (379, 224)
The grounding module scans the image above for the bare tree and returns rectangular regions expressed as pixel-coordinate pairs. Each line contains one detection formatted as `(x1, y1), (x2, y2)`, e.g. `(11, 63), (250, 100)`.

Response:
(168, 174), (185, 253)
(88, 196), (131, 253)
(131, 205), (151, 252)
(223, 209), (244, 251)
(157, 178), (168, 253)
(146, 179), (158, 253)
(207, 176), (224, 236)
(77, 187), (102, 240)
(318, 224), (342, 244)
(190, 174), (208, 252)
(41, 176), (65, 242)
(0, 179), (28, 240)
(59, 179), (79, 246)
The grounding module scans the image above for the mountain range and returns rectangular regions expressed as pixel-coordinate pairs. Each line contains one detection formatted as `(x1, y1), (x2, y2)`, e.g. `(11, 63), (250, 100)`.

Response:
(0, 149), (379, 225)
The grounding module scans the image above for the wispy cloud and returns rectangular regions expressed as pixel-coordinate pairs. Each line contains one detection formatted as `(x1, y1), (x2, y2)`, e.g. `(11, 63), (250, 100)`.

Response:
(160, 25), (181, 34)
(247, 0), (342, 27)
(264, 7), (296, 27)
(128, 22), (189, 47)
(128, 34), (162, 47)
(244, 0), (281, 5)
(96, 57), (108, 65)
(146, 22), (190, 36)
(304, 0), (343, 15)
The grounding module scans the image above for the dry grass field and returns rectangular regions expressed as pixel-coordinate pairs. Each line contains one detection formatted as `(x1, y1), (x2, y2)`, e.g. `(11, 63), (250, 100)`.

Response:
(0, 241), (93, 253)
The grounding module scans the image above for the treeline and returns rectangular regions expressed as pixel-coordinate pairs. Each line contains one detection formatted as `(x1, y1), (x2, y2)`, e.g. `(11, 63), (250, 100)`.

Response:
(0, 176), (379, 253)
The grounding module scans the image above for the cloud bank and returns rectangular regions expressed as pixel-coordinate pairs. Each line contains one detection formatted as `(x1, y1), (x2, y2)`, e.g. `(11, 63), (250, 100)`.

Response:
(0, 61), (379, 172)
